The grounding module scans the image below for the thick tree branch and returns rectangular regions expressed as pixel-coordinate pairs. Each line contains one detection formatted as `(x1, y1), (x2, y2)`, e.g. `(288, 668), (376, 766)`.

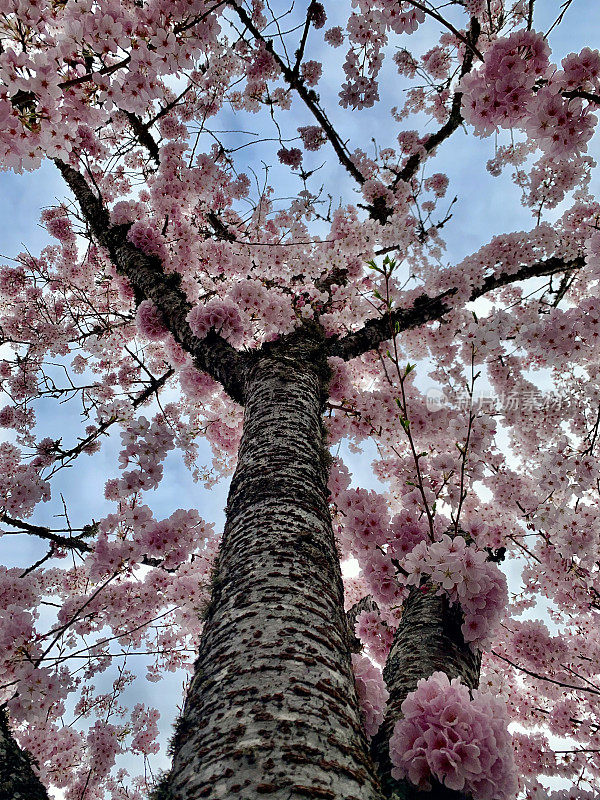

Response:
(124, 112), (160, 164)
(54, 160), (249, 403)
(564, 88), (600, 104)
(327, 289), (457, 361)
(0, 514), (94, 551)
(373, 585), (481, 799)
(328, 254), (585, 362)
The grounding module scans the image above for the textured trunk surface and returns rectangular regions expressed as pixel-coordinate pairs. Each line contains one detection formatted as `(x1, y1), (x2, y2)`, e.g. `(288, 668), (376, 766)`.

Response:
(0, 709), (49, 800)
(163, 353), (382, 800)
(372, 586), (480, 800)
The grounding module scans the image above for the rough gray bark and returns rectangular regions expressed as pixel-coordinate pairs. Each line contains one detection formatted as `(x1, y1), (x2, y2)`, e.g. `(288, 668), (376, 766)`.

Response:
(160, 332), (383, 800)
(371, 586), (481, 800)
(0, 708), (49, 800)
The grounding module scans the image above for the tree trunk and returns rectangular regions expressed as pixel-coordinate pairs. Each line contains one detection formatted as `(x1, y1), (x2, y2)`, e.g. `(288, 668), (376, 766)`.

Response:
(161, 343), (383, 800)
(0, 709), (49, 800)
(372, 586), (481, 800)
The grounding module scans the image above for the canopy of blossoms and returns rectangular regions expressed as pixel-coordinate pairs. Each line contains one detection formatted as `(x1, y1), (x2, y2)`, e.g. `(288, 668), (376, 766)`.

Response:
(0, 0), (600, 798)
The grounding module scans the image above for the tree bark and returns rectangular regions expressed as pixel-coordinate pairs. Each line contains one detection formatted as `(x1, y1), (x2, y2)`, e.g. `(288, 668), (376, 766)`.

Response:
(0, 709), (49, 800)
(372, 586), (480, 800)
(160, 338), (383, 800)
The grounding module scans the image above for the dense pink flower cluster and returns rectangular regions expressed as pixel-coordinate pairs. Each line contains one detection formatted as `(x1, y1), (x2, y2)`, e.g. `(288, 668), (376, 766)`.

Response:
(0, 443), (50, 516)
(506, 619), (569, 674)
(297, 125), (327, 151)
(586, 230), (600, 270)
(351, 653), (389, 737)
(389, 672), (517, 799)
(186, 298), (244, 346)
(130, 703), (160, 756)
(523, 86), (597, 158)
(460, 30), (551, 135)
(335, 487), (404, 606)
(136, 507), (209, 569)
(105, 414), (175, 498)
(355, 609), (395, 664)
(127, 221), (169, 259)
(324, 26), (344, 47)
(277, 147), (303, 168)
(41, 207), (76, 243)
(461, 33), (598, 157)
(301, 60), (322, 86)
(403, 535), (508, 648)
(21, 721), (84, 797)
(135, 300), (168, 341)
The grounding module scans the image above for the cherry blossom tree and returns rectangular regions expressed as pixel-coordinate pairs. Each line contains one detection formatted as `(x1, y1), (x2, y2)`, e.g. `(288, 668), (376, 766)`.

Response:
(1, 0), (600, 798)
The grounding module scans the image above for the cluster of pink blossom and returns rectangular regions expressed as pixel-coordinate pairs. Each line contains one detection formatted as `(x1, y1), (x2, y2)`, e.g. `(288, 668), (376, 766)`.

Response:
(389, 671), (517, 799)
(460, 30), (551, 135)
(561, 47), (600, 90)
(523, 86), (597, 158)
(519, 154), (594, 212)
(178, 361), (219, 400)
(81, 720), (122, 793)
(135, 299), (168, 341)
(586, 230), (600, 270)
(41, 207), (76, 244)
(277, 147), (303, 169)
(362, 178), (395, 207)
(336, 487), (390, 554)
(136, 508), (211, 569)
(461, 33), (598, 157)
(355, 608), (395, 664)
(387, 510), (431, 561)
(301, 60), (322, 86)
(0, 264), (27, 298)
(324, 26), (344, 47)
(7, 662), (71, 723)
(351, 653), (389, 737)
(334, 487), (402, 605)
(403, 535), (508, 648)
(421, 46), (451, 81)
(0, 443), (51, 516)
(505, 619), (569, 675)
(297, 125), (327, 151)
(187, 298), (245, 346)
(423, 172), (449, 198)
(130, 703), (160, 756)
(19, 723), (84, 790)
(105, 414), (175, 498)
